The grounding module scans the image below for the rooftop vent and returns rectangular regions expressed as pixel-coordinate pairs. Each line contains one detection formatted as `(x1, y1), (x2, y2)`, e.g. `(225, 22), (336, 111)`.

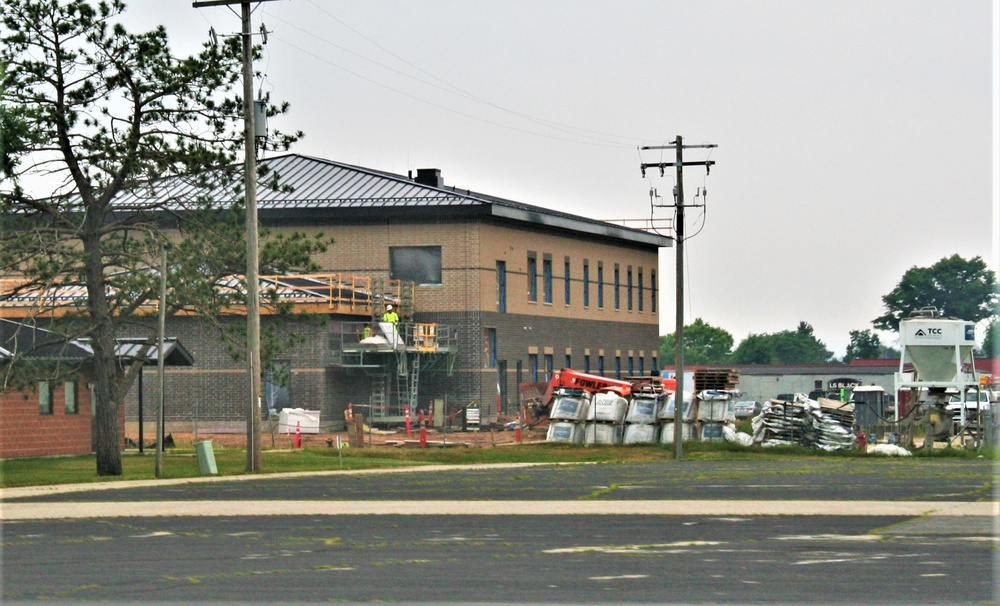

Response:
(414, 168), (443, 188)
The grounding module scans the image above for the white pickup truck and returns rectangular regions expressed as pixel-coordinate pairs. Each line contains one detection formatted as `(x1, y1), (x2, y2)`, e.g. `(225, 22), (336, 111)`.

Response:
(946, 390), (993, 426)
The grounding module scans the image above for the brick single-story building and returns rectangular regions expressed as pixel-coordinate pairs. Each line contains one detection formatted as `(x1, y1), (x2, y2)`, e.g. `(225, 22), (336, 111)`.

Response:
(0, 319), (193, 458)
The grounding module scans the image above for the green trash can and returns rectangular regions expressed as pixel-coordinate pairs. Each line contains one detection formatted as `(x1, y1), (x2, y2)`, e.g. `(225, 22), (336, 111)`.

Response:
(195, 439), (218, 475)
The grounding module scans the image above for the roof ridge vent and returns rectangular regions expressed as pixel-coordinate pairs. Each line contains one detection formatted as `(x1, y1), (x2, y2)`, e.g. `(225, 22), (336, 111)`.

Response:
(414, 168), (443, 188)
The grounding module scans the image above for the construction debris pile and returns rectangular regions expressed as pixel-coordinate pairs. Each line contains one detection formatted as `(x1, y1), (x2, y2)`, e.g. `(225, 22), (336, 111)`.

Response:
(751, 393), (856, 451)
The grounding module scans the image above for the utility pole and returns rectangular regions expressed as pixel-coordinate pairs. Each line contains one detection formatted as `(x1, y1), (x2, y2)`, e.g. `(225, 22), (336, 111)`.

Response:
(640, 136), (716, 461)
(192, 0), (278, 472)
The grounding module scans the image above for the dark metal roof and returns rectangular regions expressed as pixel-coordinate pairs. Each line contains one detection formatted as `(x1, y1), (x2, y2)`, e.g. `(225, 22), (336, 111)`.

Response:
(114, 154), (671, 248)
(0, 319), (91, 361)
(0, 320), (194, 366)
(109, 338), (195, 367)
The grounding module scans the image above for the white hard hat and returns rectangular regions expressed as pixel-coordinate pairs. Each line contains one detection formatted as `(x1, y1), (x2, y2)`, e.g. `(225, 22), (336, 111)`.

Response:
(386, 304), (393, 310)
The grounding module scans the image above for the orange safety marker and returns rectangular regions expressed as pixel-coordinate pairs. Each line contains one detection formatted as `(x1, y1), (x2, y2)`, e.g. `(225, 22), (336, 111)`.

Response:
(295, 420), (302, 448)
(405, 407), (411, 436)
(419, 412), (427, 448)
(515, 411), (522, 443)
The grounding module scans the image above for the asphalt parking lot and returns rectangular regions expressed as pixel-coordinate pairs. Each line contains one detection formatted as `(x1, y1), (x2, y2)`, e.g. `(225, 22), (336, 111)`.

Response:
(1, 458), (996, 604)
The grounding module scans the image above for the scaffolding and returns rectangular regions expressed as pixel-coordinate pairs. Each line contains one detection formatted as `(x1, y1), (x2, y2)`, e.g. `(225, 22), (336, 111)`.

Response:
(330, 320), (457, 425)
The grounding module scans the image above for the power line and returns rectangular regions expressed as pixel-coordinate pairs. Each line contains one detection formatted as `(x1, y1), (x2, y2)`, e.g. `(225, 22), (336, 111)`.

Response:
(264, 4), (650, 148)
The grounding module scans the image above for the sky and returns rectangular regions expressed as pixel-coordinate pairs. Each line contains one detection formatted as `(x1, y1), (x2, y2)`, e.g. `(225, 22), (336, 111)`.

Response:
(120, 0), (996, 358)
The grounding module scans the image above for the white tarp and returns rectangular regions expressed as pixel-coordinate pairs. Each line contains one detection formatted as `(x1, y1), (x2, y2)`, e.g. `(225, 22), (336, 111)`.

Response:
(379, 321), (404, 348)
(278, 408), (321, 434)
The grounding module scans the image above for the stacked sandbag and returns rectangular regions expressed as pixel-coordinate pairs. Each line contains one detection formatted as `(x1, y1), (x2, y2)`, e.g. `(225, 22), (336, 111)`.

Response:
(583, 391), (628, 445)
(547, 388), (590, 444)
(659, 390), (695, 444)
(696, 389), (738, 442)
(623, 393), (662, 444)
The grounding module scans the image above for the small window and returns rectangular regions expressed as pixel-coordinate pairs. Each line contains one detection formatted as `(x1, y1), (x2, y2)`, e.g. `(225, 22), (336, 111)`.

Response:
(496, 261), (507, 313)
(529, 353), (539, 382)
(614, 265), (621, 310)
(582, 261), (590, 308)
(637, 269), (644, 312)
(651, 270), (657, 313)
(39, 381), (52, 415)
(488, 328), (497, 368)
(627, 266), (633, 311)
(583, 354), (591, 373)
(390, 246), (442, 285)
(598, 355), (605, 377)
(64, 381), (78, 414)
(543, 258), (553, 304)
(597, 263), (605, 309)
(527, 254), (538, 302)
(565, 354), (571, 370)
(563, 258), (571, 305)
(545, 354), (554, 381)
(615, 356), (622, 379)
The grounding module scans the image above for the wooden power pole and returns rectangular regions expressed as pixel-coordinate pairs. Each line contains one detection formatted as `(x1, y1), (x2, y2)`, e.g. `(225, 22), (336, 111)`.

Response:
(640, 136), (716, 461)
(192, 0), (280, 472)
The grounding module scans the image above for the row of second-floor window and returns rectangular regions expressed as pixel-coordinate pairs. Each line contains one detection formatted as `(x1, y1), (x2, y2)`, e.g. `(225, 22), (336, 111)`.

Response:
(522, 352), (658, 382)
(496, 256), (657, 314)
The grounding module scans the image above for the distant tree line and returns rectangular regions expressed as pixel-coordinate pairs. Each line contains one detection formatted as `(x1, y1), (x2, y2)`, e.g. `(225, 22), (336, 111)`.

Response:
(660, 254), (998, 365)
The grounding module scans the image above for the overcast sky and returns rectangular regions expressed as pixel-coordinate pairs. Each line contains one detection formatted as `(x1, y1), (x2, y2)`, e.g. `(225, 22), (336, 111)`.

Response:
(125, 0), (996, 357)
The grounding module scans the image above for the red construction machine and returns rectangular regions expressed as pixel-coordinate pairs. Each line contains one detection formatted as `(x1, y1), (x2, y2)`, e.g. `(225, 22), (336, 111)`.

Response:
(521, 368), (671, 428)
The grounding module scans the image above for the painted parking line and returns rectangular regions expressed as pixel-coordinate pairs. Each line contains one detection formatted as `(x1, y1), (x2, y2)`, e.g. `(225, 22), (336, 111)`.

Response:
(1, 499), (995, 520)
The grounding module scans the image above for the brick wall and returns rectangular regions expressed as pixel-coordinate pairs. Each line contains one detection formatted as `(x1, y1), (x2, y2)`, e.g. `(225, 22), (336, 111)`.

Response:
(122, 214), (664, 428)
(0, 375), (125, 459)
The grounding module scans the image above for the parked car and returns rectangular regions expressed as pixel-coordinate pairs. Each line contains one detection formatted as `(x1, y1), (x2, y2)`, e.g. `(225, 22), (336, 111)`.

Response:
(733, 401), (761, 418)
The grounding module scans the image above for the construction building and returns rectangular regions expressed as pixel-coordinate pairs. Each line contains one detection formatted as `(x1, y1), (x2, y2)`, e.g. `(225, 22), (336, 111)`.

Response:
(2, 154), (670, 434)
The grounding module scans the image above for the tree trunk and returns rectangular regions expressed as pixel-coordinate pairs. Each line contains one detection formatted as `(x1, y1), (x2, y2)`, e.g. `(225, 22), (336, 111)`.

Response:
(83, 233), (123, 476)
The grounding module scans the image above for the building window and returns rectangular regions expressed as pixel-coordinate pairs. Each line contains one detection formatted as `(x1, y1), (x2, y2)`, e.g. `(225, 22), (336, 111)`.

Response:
(652, 356), (658, 373)
(389, 246), (442, 285)
(565, 353), (571, 370)
(545, 354), (554, 381)
(651, 270), (657, 313)
(527, 253), (537, 302)
(584, 354), (590, 373)
(564, 257), (571, 305)
(39, 381), (52, 415)
(529, 353), (539, 382)
(496, 261), (507, 313)
(264, 360), (292, 413)
(543, 257), (553, 304)
(628, 356), (634, 376)
(597, 262), (604, 309)
(582, 260), (590, 308)
(64, 381), (78, 414)
(615, 356), (622, 379)
(639, 356), (645, 375)
(627, 266), (633, 311)
(488, 328), (497, 368)
(598, 355), (605, 377)
(614, 264), (621, 310)
(638, 269), (644, 312)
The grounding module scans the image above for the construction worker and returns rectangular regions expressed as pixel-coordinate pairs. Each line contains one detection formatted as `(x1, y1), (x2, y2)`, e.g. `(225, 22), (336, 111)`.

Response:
(382, 304), (400, 324)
